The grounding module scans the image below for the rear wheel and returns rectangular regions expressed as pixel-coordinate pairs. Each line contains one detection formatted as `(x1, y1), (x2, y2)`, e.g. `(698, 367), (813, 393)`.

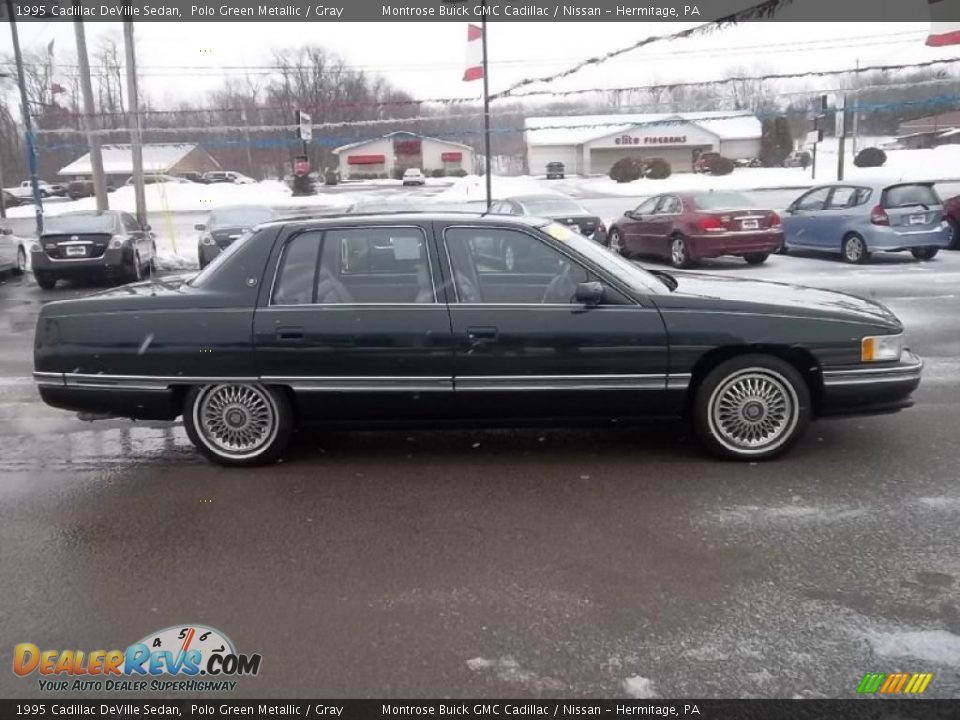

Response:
(911, 247), (939, 261)
(841, 233), (870, 264)
(670, 235), (693, 268)
(35, 273), (56, 290)
(183, 383), (293, 467)
(743, 253), (769, 265)
(502, 241), (516, 271)
(12, 247), (26, 276)
(693, 354), (811, 461)
(129, 251), (143, 282)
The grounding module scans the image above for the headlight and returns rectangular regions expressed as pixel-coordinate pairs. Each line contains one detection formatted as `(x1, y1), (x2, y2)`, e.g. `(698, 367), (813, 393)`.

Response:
(200, 234), (215, 246)
(109, 235), (125, 249)
(861, 334), (903, 362)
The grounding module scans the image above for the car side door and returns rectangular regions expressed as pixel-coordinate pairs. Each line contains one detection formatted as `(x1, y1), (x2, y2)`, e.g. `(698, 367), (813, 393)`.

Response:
(252, 222), (456, 423)
(621, 196), (659, 254)
(438, 221), (670, 420)
(820, 186), (869, 246)
(783, 187), (831, 248)
(648, 195), (682, 259)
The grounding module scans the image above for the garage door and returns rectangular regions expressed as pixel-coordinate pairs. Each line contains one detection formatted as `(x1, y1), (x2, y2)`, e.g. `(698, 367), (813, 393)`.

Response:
(588, 147), (703, 174)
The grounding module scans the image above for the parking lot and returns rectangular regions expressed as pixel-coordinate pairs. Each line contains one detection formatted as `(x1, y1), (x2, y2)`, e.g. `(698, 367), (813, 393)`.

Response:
(2, 232), (960, 699)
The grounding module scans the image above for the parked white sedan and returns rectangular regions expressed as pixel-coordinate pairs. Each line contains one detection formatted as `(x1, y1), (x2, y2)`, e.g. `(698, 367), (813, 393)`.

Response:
(402, 168), (426, 186)
(0, 227), (27, 277)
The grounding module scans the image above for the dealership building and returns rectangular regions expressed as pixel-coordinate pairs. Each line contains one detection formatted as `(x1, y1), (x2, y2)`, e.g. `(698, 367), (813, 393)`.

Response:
(525, 112), (762, 175)
(332, 131), (475, 179)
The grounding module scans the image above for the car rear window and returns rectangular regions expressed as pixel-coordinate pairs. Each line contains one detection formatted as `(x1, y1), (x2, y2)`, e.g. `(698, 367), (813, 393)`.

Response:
(43, 214), (118, 234)
(882, 184), (940, 209)
(692, 192), (753, 210)
(520, 198), (584, 215)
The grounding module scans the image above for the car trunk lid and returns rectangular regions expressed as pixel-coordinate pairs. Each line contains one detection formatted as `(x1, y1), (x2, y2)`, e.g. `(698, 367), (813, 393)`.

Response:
(40, 233), (111, 259)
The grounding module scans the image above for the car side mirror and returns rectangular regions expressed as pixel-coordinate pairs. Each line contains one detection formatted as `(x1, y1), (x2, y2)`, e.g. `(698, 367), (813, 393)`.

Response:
(624, 210), (636, 220)
(194, 223), (206, 231)
(142, 223), (151, 232)
(575, 281), (605, 306)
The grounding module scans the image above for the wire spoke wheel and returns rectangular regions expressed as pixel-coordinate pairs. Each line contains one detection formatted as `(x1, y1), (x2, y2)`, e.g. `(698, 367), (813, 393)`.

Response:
(195, 384), (279, 459)
(708, 369), (799, 455)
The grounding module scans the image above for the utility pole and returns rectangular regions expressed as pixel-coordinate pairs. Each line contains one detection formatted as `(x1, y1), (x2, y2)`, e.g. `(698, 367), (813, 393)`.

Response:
(480, 9), (492, 211)
(74, 20), (108, 211)
(837, 94), (848, 182)
(851, 58), (860, 157)
(0, 142), (6, 220)
(123, 19), (146, 226)
(6, 0), (43, 234)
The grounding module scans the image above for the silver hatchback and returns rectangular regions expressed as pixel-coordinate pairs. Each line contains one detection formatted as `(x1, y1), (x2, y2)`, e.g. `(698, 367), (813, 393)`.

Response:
(782, 181), (951, 263)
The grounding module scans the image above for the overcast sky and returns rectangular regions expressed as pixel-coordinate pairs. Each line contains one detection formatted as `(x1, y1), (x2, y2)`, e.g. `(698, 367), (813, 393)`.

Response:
(2, 19), (957, 107)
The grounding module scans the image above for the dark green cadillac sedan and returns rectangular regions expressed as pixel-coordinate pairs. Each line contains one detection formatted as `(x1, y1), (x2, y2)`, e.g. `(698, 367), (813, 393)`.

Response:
(33, 213), (922, 466)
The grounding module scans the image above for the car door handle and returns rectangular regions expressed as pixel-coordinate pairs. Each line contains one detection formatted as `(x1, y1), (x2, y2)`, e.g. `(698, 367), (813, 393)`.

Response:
(467, 326), (498, 342)
(276, 326), (305, 341)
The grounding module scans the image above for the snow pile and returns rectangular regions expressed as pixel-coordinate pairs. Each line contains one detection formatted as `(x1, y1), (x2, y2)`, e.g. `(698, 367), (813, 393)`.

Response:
(623, 675), (659, 699)
(867, 630), (960, 664)
(427, 174), (569, 203)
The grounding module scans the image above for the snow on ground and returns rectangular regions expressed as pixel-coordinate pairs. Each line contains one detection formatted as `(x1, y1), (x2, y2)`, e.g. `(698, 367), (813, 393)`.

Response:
(623, 675), (659, 699)
(866, 630), (960, 665)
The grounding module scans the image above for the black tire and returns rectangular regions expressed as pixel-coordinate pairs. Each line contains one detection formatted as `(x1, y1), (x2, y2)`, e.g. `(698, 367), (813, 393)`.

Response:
(911, 247), (939, 261)
(841, 233), (870, 264)
(608, 228), (626, 257)
(502, 240), (517, 271)
(744, 253), (769, 265)
(183, 383), (294, 467)
(34, 273), (57, 290)
(12, 246), (26, 276)
(669, 234), (694, 268)
(149, 243), (158, 271)
(129, 251), (143, 282)
(693, 354), (811, 461)
(948, 218), (960, 250)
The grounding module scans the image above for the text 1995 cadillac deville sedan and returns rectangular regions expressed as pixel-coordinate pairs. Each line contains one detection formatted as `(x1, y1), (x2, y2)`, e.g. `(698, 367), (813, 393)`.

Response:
(33, 213), (922, 466)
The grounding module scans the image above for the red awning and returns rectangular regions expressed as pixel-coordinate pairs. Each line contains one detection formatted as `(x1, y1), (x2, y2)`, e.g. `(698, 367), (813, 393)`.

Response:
(441, 152), (463, 162)
(347, 154), (386, 165)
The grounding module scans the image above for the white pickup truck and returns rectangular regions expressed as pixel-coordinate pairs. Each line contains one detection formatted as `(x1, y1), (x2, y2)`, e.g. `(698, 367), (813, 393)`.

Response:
(8, 180), (68, 199)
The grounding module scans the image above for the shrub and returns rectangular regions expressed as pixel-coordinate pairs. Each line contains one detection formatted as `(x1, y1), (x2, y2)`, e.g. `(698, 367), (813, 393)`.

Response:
(450, 169), (468, 177)
(609, 157), (644, 183)
(391, 167), (406, 180)
(854, 147), (887, 168)
(643, 157), (671, 180)
(709, 157), (736, 176)
(431, 168), (446, 178)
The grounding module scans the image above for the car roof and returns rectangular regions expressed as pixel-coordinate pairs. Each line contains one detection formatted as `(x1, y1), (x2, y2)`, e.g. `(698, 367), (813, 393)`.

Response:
(263, 211), (550, 230)
(506, 194), (580, 202)
(808, 179), (935, 191)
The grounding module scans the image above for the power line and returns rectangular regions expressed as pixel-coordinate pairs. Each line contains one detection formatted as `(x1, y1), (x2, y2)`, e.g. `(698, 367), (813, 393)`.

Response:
(491, 0), (794, 99)
(32, 93), (960, 141)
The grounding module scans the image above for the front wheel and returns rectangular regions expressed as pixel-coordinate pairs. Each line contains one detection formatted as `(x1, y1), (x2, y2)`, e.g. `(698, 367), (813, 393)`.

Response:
(693, 355), (811, 461)
(948, 218), (960, 250)
(670, 235), (694, 268)
(911, 247), (939, 261)
(842, 234), (870, 264)
(743, 253), (769, 265)
(183, 383), (293, 466)
(608, 229), (626, 256)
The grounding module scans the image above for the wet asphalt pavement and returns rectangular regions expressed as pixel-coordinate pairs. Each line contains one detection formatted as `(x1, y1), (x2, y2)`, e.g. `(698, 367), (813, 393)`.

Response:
(1, 246), (960, 700)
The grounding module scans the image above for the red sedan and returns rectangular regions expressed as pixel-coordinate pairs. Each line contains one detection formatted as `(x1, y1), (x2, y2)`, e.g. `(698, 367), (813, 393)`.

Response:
(943, 194), (960, 249)
(607, 190), (784, 268)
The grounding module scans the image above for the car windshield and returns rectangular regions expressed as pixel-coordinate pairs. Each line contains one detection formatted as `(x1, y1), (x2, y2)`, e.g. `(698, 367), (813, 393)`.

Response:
(43, 214), (117, 234)
(692, 192), (754, 209)
(187, 227), (257, 286)
(210, 207), (274, 228)
(520, 198), (586, 215)
(541, 222), (666, 294)
(882, 184), (940, 208)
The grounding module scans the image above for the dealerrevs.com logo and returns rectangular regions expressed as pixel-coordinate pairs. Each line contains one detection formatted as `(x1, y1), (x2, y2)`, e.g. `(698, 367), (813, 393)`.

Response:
(13, 625), (261, 692)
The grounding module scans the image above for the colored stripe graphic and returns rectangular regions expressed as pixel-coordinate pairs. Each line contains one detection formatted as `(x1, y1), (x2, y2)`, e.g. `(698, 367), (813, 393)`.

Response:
(860, 672), (933, 694)
(857, 673), (885, 693)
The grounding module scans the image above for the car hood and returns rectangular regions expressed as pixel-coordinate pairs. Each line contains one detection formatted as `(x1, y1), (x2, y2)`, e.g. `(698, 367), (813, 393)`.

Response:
(659, 272), (901, 329)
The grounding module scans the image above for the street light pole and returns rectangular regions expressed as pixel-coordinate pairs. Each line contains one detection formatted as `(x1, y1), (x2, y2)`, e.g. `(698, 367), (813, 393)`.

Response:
(74, 20), (109, 211)
(5, 0), (44, 234)
(123, 19), (146, 226)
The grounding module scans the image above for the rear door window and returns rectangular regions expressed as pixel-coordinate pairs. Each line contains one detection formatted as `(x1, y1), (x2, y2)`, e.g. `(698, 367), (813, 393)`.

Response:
(882, 184), (940, 209)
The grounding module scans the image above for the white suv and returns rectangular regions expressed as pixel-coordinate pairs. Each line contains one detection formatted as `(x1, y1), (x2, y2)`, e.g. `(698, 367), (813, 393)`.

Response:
(402, 168), (426, 186)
